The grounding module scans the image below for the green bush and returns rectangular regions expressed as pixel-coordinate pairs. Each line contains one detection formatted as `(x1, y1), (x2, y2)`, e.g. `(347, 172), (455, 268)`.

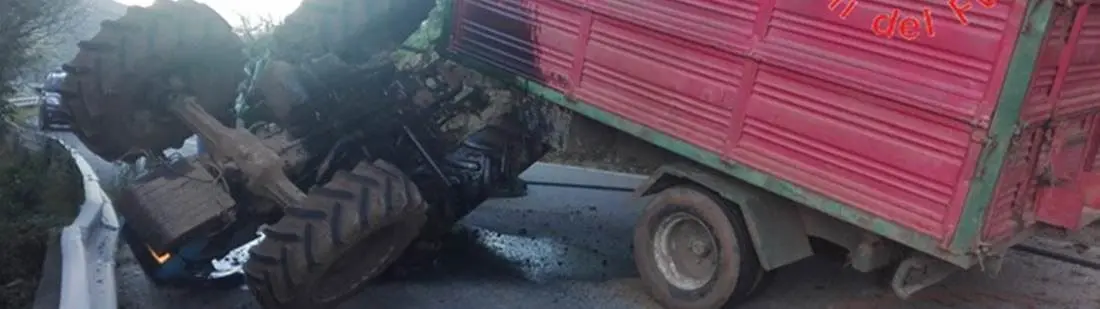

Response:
(0, 126), (83, 309)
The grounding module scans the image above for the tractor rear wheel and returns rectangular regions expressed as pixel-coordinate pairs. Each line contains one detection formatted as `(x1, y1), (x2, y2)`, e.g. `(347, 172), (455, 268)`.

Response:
(60, 0), (245, 162)
(243, 160), (427, 309)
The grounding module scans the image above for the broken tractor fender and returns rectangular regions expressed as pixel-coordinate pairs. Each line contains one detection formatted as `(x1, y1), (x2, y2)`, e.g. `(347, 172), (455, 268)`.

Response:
(635, 162), (814, 270)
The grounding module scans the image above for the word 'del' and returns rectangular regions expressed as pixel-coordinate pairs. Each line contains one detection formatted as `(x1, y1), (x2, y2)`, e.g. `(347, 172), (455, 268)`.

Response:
(872, 8), (935, 41)
(827, 0), (1003, 41)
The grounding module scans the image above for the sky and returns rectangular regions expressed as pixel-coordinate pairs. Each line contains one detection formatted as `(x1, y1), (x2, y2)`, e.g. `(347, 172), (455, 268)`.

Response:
(112, 0), (302, 27)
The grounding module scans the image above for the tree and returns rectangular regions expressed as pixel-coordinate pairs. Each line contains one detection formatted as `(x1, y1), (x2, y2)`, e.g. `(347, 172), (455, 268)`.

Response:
(0, 0), (83, 117)
(0, 1), (86, 307)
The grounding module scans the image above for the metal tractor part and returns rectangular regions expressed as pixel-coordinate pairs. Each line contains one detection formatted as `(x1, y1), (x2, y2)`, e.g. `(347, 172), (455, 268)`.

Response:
(61, 0), (558, 308)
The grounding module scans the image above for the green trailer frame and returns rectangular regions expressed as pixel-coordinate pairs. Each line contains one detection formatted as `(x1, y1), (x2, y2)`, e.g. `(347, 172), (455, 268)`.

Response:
(435, 0), (1055, 269)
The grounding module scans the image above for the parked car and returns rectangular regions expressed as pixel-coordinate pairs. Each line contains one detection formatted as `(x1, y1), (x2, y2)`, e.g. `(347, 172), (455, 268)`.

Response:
(36, 71), (70, 130)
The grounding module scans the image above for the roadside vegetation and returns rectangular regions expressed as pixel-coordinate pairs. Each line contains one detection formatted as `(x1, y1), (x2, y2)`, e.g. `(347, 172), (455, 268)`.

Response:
(0, 0), (88, 307)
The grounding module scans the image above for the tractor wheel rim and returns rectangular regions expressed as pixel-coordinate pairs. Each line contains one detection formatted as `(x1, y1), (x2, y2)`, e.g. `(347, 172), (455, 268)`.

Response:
(653, 212), (718, 291)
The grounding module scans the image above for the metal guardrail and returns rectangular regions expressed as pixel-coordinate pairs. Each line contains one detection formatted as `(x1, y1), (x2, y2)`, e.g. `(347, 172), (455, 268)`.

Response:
(9, 96), (38, 108)
(55, 138), (120, 309)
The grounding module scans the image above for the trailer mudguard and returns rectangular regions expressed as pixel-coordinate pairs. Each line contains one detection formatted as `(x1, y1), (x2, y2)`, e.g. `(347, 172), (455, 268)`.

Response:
(636, 163), (813, 270)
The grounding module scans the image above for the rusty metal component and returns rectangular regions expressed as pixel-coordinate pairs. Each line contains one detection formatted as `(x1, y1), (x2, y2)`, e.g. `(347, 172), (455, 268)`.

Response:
(113, 157), (237, 252)
(168, 94), (306, 209)
(890, 254), (961, 299)
(255, 126), (311, 174)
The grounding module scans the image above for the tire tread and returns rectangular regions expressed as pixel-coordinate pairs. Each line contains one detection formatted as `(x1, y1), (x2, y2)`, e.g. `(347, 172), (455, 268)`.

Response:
(60, 0), (245, 162)
(243, 160), (426, 309)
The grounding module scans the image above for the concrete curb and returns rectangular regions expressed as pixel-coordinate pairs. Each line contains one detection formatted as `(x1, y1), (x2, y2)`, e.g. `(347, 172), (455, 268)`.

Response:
(55, 138), (120, 309)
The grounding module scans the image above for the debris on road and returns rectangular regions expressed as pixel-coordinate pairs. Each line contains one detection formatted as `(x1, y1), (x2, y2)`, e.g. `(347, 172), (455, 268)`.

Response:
(58, 0), (567, 308)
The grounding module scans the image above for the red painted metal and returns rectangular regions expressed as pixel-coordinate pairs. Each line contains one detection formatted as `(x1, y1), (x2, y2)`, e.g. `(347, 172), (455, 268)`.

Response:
(449, 0), (1098, 244)
(982, 126), (1042, 242)
(1035, 116), (1093, 228)
(1023, 4), (1100, 230)
(982, 3), (1079, 242)
(987, 2), (1100, 238)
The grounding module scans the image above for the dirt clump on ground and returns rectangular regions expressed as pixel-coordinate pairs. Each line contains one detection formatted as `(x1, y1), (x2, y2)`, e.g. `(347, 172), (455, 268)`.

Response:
(540, 116), (682, 175)
(0, 124), (83, 309)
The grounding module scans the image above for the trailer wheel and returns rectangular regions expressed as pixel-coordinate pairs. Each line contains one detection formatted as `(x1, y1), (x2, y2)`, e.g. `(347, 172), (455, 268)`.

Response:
(634, 185), (769, 309)
(244, 160), (427, 309)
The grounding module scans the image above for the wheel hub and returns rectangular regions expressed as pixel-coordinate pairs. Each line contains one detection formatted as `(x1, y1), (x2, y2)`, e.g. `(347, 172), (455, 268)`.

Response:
(690, 239), (712, 256)
(653, 212), (719, 291)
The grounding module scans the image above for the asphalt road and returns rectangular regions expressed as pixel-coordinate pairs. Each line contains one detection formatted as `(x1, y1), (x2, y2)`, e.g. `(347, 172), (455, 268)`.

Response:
(43, 129), (1100, 309)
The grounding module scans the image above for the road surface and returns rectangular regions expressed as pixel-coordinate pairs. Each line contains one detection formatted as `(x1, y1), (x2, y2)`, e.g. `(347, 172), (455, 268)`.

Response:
(42, 130), (1100, 309)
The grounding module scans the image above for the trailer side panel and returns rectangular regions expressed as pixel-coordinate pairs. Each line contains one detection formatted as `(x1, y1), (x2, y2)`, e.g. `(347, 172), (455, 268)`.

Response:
(445, 0), (1038, 263)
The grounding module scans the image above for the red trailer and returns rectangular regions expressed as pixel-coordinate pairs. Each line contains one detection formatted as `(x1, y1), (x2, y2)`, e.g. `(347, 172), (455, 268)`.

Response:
(439, 0), (1100, 307)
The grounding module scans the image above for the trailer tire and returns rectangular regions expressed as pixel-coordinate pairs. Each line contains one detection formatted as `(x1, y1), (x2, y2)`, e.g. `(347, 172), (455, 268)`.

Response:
(634, 185), (770, 309)
(243, 160), (427, 309)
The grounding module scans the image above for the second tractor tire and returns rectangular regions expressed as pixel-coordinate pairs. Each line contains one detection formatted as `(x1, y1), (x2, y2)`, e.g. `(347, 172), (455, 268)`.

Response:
(243, 160), (427, 309)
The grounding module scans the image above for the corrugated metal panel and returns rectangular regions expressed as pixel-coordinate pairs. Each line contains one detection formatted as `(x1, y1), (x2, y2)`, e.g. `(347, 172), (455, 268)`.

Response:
(575, 7), (752, 154)
(990, 3), (1100, 236)
(983, 127), (1041, 242)
(1035, 116), (1094, 228)
(1019, 9), (1073, 125)
(451, 0), (581, 86)
(983, 5), (1074, 242)
(734, 0), (1019, 238)
(450, 0), (1025, 241)
(1053, 7), (1100, 117)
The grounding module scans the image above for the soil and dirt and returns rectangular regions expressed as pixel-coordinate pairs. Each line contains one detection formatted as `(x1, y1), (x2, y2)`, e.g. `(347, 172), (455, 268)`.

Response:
(0, 124), (84, 309)
(541, 116), (681, 175)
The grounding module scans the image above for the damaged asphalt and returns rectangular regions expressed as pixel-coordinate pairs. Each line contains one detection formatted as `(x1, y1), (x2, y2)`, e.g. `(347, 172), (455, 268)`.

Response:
(42, 131), (1100, 309)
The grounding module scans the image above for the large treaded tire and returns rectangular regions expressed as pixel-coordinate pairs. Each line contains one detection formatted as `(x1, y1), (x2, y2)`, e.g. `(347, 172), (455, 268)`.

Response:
(244, 160), (427, 309)
(272, 0), (436, 63)
(60, 0), (245, 162)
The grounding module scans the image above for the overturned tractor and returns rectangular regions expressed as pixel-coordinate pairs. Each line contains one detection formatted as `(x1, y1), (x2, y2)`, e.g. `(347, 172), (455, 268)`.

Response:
(59, 0), (563, 308)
